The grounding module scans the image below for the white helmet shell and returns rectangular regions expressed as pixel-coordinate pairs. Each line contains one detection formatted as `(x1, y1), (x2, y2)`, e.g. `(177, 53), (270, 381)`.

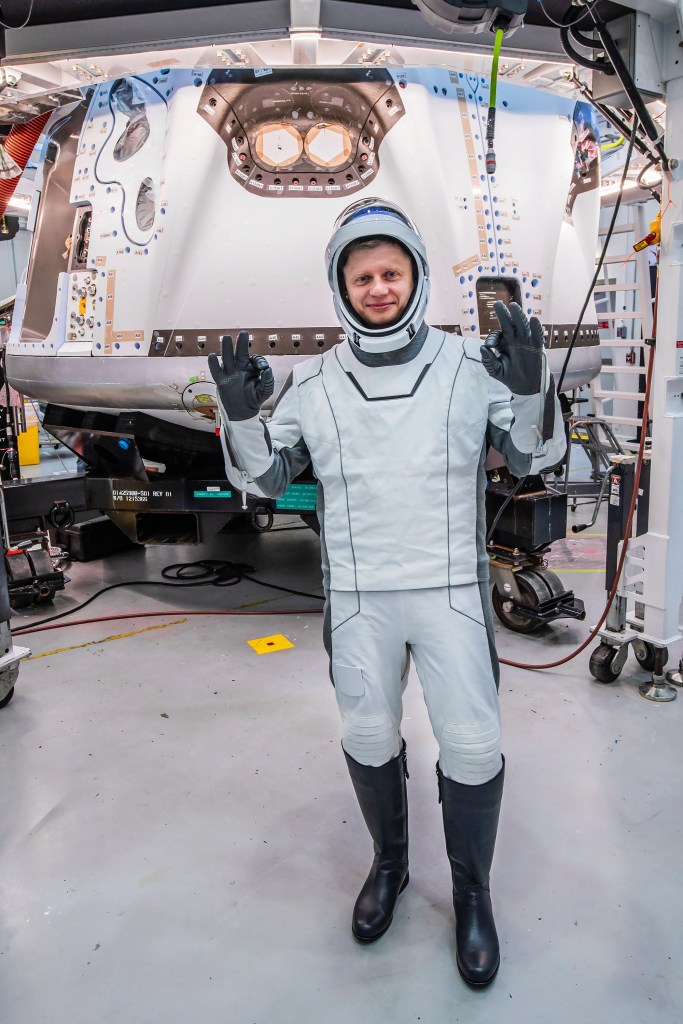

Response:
(325, 197), (431, 354)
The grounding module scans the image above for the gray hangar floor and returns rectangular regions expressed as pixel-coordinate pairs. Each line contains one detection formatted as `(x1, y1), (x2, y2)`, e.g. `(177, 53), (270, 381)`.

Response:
(1, 452), (682, 1024)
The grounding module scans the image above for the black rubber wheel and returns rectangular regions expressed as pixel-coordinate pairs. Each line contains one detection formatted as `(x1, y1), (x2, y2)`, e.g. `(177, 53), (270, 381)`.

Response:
(0, 664), (18, 709)
(0, 686), (15, 709)
(589, 643), (624, 684)
(491, 579), (543, 635)
(632, 639), (668, 673)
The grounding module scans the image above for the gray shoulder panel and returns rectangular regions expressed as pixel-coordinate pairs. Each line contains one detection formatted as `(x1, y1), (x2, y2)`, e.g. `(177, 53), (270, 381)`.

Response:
(462, 336), (484, 362)
(296, 355), (324, 387)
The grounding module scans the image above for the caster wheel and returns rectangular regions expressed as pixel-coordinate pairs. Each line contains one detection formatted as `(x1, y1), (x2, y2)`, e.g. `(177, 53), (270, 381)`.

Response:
(589, 642), (628, 684)
(0, 664), (19, 708)
(632, 639), (668, 673)
(0, 686), (15, 709)
(491, 568), (566, 635)
(492, 579), (542, 634)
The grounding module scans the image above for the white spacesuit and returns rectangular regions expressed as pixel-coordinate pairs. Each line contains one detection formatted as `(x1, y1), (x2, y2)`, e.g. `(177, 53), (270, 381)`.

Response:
(210, 198), (566, 987)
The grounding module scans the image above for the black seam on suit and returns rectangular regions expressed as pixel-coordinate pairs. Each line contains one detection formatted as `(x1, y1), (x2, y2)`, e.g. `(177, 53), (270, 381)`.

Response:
(445, 346), (466, 587)
(320, 366), (359, 593)
(343, 364), (432, 401)
(333, 332), (447, 402)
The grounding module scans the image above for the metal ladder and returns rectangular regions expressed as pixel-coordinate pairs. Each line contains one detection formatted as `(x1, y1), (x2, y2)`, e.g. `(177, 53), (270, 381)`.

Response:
(590, 202), (654, 449)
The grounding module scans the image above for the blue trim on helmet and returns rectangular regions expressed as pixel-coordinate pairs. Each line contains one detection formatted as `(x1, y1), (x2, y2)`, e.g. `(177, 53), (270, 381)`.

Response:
(344, 205), (409, 224)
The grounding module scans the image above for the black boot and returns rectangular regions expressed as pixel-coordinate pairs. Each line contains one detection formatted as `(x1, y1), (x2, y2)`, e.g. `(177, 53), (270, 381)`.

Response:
(437, 759), (505, 987)
(344, 742), (409, 942)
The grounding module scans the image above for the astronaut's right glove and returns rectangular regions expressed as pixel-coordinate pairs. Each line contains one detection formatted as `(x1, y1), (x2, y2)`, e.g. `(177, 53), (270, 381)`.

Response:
(208, 331), (274, 421)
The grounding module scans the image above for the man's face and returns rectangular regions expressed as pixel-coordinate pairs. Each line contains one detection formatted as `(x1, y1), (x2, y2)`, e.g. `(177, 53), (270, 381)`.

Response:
(342, 242), (414, 328)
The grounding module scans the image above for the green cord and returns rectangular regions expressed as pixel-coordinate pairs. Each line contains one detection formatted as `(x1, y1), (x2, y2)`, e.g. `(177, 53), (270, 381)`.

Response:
(490, 27), (504, 110)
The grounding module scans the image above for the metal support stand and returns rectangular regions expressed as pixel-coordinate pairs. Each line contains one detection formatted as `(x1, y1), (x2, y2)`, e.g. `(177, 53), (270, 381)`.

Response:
(639, 646), (678, 702)
(665, 659), (683, 687)
(589, 455), (676, 696)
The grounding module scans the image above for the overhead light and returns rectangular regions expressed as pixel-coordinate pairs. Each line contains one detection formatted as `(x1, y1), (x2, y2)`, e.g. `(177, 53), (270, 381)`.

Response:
(413, 0), (527, 36)
(600, 179), (641, 197)
(0, 144), (22, 180)
(218, 48), (250, 66)
(0, 67), (22, 90)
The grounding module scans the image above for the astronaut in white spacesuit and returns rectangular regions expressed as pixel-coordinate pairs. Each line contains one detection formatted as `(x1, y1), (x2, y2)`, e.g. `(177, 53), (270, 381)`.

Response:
(209, 199), (565, 987)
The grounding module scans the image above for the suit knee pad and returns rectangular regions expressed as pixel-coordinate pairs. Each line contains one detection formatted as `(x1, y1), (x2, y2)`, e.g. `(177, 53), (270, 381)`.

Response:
(342, 712), (399, 767)
(438, 717), (501, 785)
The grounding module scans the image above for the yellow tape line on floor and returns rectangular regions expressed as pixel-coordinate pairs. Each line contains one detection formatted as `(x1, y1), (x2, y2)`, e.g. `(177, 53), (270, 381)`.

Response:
(561, 533), (606, 539)
(27, 619), (187, 661)
(549, 568), (603, 573)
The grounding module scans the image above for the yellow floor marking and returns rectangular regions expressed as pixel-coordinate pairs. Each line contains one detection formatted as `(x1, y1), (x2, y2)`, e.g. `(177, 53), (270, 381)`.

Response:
(27, 619), (187, 661)
(236, 596), (284, 610)
(247, 633), (294, 654)
(570, 533), (607, 538)
(549, 568), (603, 573)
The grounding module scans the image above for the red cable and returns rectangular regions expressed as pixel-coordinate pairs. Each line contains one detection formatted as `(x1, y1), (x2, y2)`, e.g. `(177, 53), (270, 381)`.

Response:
(499, 312), (656, 671)
(14, 607), (324, 637)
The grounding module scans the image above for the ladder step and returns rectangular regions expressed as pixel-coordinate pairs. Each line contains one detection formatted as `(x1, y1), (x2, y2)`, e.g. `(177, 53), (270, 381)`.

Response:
(599, 365), (645, 374)
(594, 389), (644, 400)
(621, 440), (651, 452)
(594, 283), (639, 292)
(598, 223), (635, 235)
(596, 312), (642, 319)
(601, 254), (636, 264)
(599, 339), (645, 347)
(598, 415), (645, 426)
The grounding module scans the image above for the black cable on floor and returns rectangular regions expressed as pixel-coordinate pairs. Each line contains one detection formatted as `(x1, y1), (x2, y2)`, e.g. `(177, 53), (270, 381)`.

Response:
(13, 558), (325, 632)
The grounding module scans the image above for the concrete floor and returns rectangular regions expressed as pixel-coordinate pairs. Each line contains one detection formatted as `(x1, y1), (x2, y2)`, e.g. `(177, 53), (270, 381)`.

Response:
(1, 456), (682, 1024)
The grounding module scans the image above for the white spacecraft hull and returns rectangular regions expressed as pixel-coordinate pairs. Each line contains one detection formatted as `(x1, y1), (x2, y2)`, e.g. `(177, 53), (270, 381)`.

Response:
(7, 64), (601, 441)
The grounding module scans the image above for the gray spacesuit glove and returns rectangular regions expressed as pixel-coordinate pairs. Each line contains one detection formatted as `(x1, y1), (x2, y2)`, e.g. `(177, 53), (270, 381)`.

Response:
(208, 331), (274, 421)
(480, 301), (544, 397)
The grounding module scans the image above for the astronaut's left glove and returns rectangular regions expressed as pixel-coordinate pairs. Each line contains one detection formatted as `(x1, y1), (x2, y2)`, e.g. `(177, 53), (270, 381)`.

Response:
(480, 301), (544, 397)
(481, 300), (563, 462)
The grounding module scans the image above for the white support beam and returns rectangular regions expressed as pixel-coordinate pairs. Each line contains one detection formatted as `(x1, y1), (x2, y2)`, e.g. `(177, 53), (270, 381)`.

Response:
(3, 0), (569, 66)
(623, 63), (683, 645)
(289, 0), (321, 65)
(3, 2), (292, 64)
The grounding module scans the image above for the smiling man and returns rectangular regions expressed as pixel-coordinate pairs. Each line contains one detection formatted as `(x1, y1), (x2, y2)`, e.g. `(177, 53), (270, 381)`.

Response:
(341, 238), (415, 326)
(209, 198), (566, 987)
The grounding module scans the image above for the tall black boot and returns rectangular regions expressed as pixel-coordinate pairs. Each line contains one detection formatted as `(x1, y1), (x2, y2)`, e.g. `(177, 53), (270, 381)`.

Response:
(437, 759), (505, 987)
(344, 742), (409, 942)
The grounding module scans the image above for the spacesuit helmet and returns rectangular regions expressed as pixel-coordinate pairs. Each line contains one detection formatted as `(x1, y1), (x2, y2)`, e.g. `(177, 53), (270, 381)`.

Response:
(325, 197), (430, 353)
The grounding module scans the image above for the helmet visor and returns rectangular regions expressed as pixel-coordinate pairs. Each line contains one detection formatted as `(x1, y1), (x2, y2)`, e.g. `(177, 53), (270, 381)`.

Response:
(332, 197), (420, 236)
